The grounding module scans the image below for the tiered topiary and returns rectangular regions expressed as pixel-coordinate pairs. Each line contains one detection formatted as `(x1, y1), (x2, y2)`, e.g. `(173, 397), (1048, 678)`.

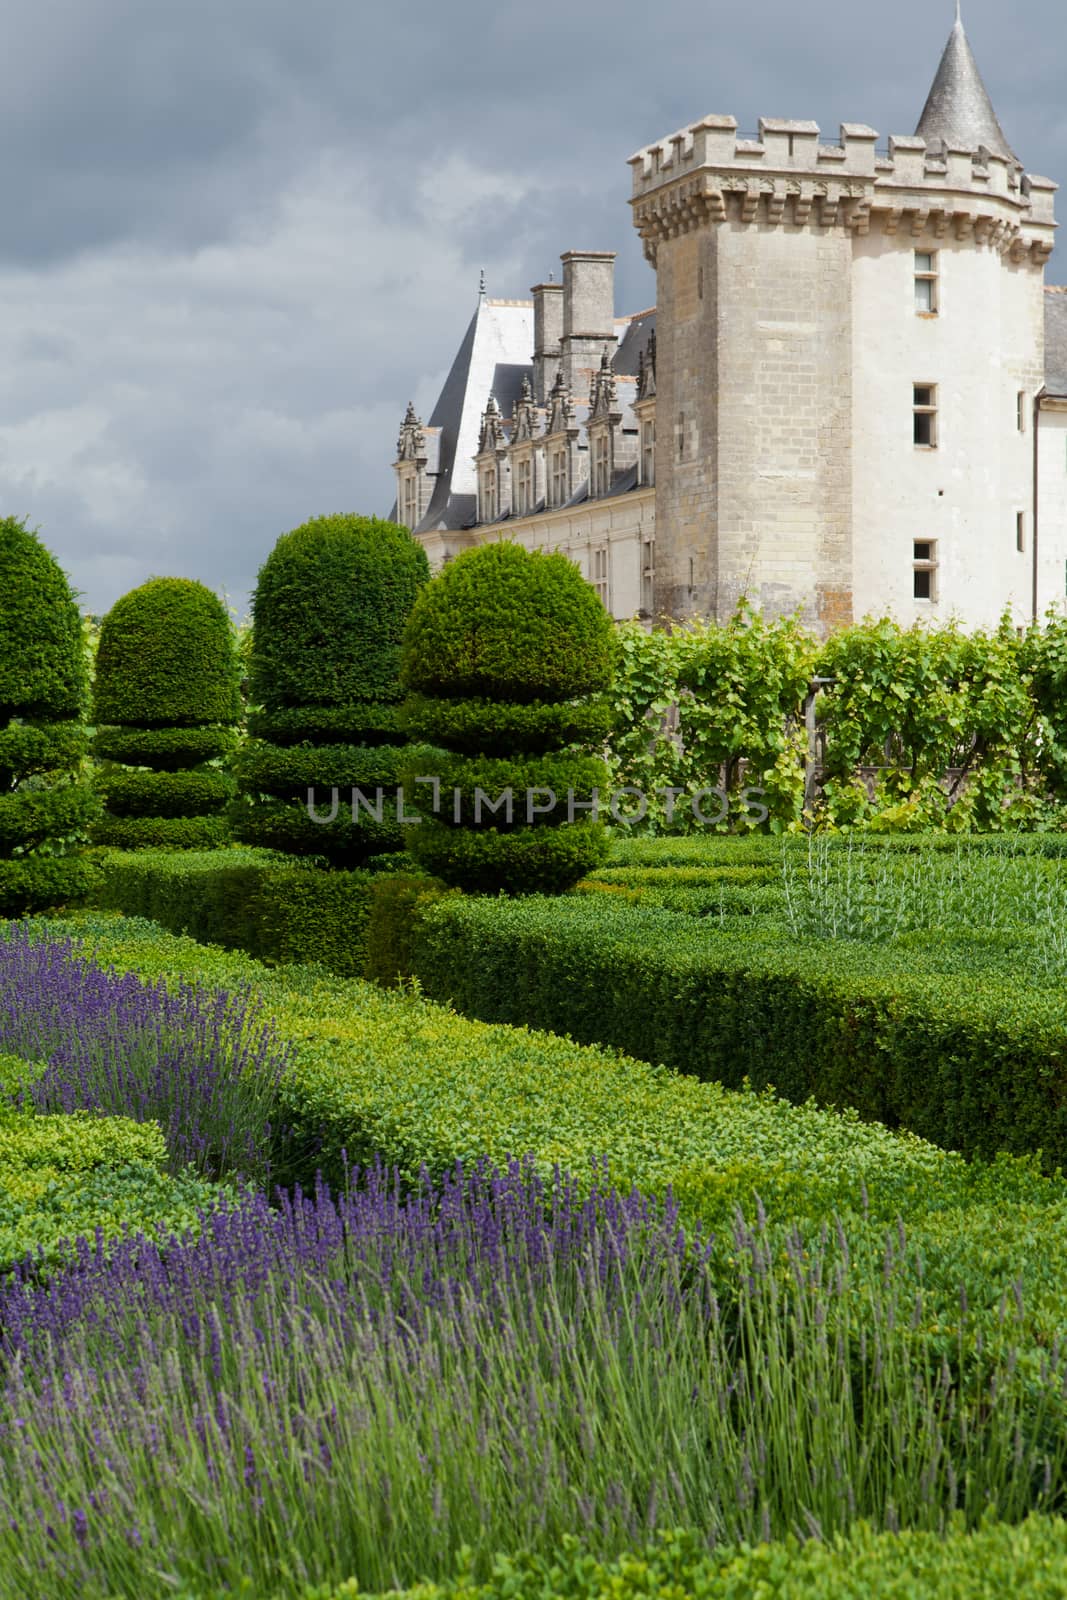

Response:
(92, 578), (242, 849)
(231, 514), (429, 866)
(0, 515), (100, 914)
(400, 541), (615, 894)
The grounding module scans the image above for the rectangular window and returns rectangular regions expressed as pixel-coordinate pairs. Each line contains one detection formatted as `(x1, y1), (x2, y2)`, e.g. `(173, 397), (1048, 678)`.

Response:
(915, 251), (938, 314)
(1017, 512), (1026, 552)
(401, 474), (418, 530)
(641, 539), (655, 614)
(1018, 391), (1027, 433)
(593, 433), (610, 497)
(515, 457), (532, 517)
(913, 539), (937, 601)
(480, 466), (497, 524)
(641, 417), (655, 486)
(593, 546), (610, 607)
(913, 384), (938, 448)
(550, 448), (567, 508)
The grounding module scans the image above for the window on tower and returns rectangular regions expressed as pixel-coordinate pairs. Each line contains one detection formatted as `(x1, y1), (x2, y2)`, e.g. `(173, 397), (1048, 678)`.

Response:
(913, 540), (938, 601)
(915, 251), (939, 315)
(913, 385), (938, 448)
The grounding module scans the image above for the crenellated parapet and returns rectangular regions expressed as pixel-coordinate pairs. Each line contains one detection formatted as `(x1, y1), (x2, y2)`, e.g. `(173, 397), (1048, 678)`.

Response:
(628, 114), (1056, 266)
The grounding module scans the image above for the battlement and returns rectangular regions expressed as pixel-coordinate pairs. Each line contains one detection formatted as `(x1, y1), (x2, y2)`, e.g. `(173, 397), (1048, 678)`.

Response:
(628, 114), (1056, 265)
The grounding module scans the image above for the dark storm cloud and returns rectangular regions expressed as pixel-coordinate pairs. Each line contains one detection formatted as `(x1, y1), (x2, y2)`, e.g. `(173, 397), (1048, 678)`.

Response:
(0, 0), (1059, 613)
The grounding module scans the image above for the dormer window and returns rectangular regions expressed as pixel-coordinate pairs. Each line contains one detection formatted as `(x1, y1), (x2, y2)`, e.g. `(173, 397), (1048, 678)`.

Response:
(640, 417), (655, 486)
(515, 456), (533, 516)
(592, 433), (610, 497)
(480, 465), (497, 523)
(401, 473), (418, 530)
(550, 447), (568, 508)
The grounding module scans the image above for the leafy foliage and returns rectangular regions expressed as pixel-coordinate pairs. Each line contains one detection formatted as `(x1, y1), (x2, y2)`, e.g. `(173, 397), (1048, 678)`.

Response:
(0, 519), (98, 914)
(92, 578), (242, 851)
(249, 514), (429, 710)
(401, 542), (615, 704)
(233, 516), (427, 865)
(93, 578), (241, 729)
(400, 543), (614, 893)
(607, 606), (1067, 834)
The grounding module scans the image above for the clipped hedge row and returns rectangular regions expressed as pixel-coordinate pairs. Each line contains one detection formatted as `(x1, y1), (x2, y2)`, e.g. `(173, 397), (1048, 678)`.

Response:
(0, 1097), (222, 1274)
(285, 1518), (1067, 1600)
(90, 849), (380, 978)
(409, 892), (1067, 1172)
(31, 915), (1067, 1364)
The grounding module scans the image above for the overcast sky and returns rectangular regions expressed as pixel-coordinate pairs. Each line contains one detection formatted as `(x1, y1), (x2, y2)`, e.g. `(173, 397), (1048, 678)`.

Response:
(2, 0), (1063, 617)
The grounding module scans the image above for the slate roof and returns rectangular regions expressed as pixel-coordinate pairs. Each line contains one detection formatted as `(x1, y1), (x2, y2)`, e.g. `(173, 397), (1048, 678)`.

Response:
(915, 11), (1019, 163)
(408, 298), (656, 532)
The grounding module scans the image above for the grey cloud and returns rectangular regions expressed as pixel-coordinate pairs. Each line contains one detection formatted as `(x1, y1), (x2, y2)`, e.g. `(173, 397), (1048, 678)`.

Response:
(0, 0), (1059, 614)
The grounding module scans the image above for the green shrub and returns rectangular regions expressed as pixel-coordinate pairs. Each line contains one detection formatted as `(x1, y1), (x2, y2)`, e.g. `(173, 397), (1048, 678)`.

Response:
(36, 913), (1067, 1376)
(248, 514), (429, 712)
(409, 889), (1067, 1171)
(400, 693), (614, 755)
(91, 849), (377, 976)
(401, 542), (615, 703)
(92, 815), (232, 851)
(0, 518), (98, 914)
(233, 515), (428, 866)
(0, 516), (88, 721)
(400, 544), (614, 893)
(303, 1518), (1067, 1599)
(98, 768), (235, 819)
(92, 725), (239, 769)
(92, 578), (242, 852)
(362, 872), (456, 986)
(92, 577), (242, 729)
(247, 703), (404, 746)
(0, 1103), (224, 1274)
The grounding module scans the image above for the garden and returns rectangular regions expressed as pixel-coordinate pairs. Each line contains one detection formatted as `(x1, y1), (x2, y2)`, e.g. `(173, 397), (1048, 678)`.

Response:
(3, 508), (1067, 1594)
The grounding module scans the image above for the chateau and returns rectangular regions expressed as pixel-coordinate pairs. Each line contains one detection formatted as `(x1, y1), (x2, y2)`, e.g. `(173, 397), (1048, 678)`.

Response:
(392, 9), (1067, 634)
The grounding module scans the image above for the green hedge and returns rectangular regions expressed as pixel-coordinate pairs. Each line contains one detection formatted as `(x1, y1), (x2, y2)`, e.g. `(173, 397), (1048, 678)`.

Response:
(249, 515), (429, 711)
(0, 720), (88, 781)
(0, 785), (100, 853)
(0, 517), (88, 721)
(96, 767), (236, 819)
(92, 725), (239, 769)
(409, 891), (1067, 1171)
(400, 693), (614, 755)
(278, 1518), (1067, 1599)
(0, 1103), (223, 1274)
(92, 578), (242, 729)
(231, 794), (403, 862)
(0, 518), (97, 914)
(92, 815), (233, 851)
(247, 703), (403, 746)
(404, 817), (607, 895)
(234, 739), (408, 799)
(400, 542), (615, 704)
(91, 849), (379, 977)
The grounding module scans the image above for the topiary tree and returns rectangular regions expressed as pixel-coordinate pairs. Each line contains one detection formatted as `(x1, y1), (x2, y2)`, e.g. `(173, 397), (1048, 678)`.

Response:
(399, 541), (615, 894)
(92, 578), (242, 849)
(231, 513), (430, 865)
(0, 515), (100, 913)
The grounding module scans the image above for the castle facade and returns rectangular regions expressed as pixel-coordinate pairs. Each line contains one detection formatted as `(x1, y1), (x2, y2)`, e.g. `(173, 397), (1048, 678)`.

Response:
(393, 11), (1067, 633)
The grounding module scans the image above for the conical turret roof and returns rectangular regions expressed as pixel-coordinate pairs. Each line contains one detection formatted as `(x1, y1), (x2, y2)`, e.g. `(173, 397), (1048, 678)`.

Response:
(915, 8), (1018, 164)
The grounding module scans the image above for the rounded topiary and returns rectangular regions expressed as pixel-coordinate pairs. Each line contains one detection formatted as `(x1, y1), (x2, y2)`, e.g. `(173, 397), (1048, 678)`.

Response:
(92, 578), (242, 850)
(399, 542), (615, 895)
(402, 540), (615, 704)
(0, 516), (99, 914)
(231, 514), (429, 866)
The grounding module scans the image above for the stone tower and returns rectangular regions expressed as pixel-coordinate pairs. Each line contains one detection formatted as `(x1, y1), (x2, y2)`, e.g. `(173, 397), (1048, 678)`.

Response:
(628, 7), (1057, 630)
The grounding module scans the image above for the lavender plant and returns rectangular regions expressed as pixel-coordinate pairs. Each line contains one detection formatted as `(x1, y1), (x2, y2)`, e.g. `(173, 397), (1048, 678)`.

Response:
(0, 1161), (1061, 1599)
(0, 925), (288, 1185)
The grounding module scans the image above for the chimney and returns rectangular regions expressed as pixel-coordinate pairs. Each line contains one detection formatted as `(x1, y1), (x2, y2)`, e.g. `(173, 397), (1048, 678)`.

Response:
(559, 250), (617, 397)
(531, 279), (564, 405)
